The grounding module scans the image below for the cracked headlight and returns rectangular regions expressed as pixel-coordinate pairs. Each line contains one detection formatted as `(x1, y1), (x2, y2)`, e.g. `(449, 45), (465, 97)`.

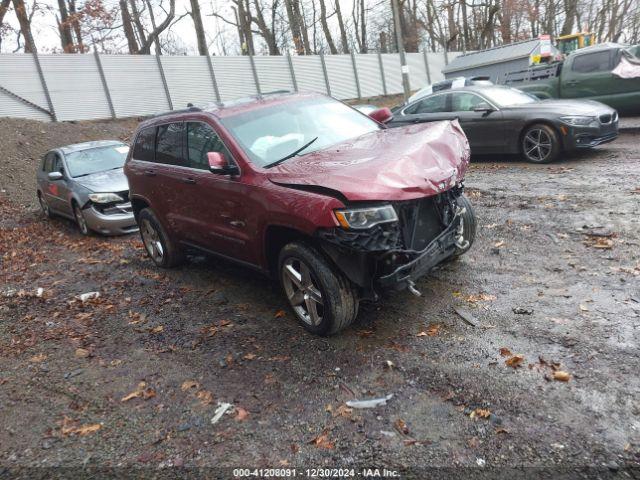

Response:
(560, 115), (597, 127)
(88, 192), (124, 204)
(334, 205), (398, 230)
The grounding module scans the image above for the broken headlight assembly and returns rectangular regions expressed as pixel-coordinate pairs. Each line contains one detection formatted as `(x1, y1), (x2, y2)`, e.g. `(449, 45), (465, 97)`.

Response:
(88, 192), (124, 204)
(334, 205), (398, 230)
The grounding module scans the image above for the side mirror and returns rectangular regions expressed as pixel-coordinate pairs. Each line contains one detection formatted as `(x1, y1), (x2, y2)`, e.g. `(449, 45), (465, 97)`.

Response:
(207, 152), (239, 175)
(473, 103), (495, 113)
(48, 171), (63, 181)
(368, 107), (393, 124)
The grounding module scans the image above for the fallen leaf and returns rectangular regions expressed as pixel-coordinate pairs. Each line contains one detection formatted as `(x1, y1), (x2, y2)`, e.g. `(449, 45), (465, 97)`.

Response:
(235, 407), (249, 421)
(470, 408), (491, 419)
(499, 348), (512, 357)
(426, 323), (441, 336)
(149, 325), (164, 334)
(553, 371), (571, 382)
(121, 382), (156, 402)
(30, 353), (47, 363)
(243, 353), (257, 360)
(181, 380), (199, 391)
(310, 430), (334, 450)
(274, 310), (286, 318)
(196, 390), (213, 404)
(505, 354), (524, 368)
(75, 348), (90, 358)
(579, 304), (589, 312)
(333, 405), (353, 418)
(495, 428), (509, 434)
(416, 331), (429, 337)
(60, 416), (102, 436)
(494, 240), (505, 248)
(394, 418), (410, 435)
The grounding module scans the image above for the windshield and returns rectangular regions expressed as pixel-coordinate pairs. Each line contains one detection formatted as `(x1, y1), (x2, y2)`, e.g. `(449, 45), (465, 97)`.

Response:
(481, 88), (538, 107)
(220, 97), (380, 167)
(65, 145), (129, 178)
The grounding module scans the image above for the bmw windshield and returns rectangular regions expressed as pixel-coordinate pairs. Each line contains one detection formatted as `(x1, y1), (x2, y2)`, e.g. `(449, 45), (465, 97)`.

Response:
(220, 97), (380, 168)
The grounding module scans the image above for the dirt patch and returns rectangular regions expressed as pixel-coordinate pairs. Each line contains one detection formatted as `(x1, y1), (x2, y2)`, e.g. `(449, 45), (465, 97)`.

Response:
(1, 130), (639, 473)
(0, 117), (139, 209)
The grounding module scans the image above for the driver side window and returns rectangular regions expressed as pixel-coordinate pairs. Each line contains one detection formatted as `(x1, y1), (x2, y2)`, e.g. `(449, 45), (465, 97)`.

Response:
(450, 93), (487, 112)
(186, 122), (231, 170)
(405, 94), (448, 114)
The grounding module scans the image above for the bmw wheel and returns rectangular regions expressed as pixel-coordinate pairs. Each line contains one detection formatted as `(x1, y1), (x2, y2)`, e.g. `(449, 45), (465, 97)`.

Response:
(522, 124), (560, 164)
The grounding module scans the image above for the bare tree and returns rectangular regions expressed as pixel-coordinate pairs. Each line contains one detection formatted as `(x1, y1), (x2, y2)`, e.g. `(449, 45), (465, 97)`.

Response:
(11, 0), (35, 52)
(190, 0), (208, 55)
(318, 0), (337, 53)
(334, 0), (349, 53)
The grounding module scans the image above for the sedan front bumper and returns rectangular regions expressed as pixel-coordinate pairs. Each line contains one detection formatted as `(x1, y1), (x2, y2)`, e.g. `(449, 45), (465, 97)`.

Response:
(82, 202), (138, 236)
(563, 114), (619, 150)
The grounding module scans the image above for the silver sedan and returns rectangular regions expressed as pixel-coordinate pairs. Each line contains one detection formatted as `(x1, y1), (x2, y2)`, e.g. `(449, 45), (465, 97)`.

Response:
(36, 140), (138, 235)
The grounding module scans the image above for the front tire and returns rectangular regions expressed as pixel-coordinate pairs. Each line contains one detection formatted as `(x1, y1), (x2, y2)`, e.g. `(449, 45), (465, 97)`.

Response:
(73, 202), (90, 235)
(521, 123), (560, 164)
(138, 208), (183, 268)
(38, 192), (53, 219)
(279, 242), (359, 336)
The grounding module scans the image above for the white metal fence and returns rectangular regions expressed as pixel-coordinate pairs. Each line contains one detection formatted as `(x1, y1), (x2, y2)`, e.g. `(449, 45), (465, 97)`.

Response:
(0, 51), (460, 122)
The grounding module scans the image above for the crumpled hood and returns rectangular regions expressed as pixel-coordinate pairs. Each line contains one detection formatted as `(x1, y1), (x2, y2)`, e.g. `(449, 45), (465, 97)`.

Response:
(266, 120), (470, 202)
(74, 168), (129, 193)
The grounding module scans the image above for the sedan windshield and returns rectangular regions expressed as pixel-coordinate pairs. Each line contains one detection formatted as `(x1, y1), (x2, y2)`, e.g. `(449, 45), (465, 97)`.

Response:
(220, 97), (380, 167)
(65, 145), (129, 178)
(481, 88), (538, 107)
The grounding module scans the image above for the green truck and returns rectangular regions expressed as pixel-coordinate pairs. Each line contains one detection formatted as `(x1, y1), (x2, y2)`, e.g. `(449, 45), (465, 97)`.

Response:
(505, 43), (640, 114)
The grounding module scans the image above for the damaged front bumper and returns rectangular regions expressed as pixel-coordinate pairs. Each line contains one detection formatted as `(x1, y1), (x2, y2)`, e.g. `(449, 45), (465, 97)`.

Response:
(318, 187), (467, 298)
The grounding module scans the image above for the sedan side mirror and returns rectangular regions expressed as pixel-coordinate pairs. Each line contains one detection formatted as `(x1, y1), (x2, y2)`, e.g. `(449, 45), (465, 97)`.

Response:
(207, 152), (239, 175)
(48, 171), (63, 181)
(368, 107), (393, 124)
(473, 103), (495, 113)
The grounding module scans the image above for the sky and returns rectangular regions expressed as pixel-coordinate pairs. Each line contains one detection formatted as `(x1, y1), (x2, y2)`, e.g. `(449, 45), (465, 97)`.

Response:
(0, 0), (362, 55)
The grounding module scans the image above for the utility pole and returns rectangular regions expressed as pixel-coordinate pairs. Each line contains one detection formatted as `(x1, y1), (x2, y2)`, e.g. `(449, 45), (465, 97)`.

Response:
(391, 0), (410, 100)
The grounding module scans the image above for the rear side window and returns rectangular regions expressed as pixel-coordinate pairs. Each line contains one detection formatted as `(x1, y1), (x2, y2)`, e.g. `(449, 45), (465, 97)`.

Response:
(43, 152), (55, 172)
(156, 123), (186, 167)
(450, 92), (486, 112)
(132, 127), (156, 162)
(571, 51), (612, 73)
(186, 122), (230, 170)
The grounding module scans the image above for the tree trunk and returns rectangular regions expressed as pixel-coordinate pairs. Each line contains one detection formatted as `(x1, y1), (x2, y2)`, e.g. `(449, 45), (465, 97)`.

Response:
(252, 0), (280, 55)
(334, 0), (349, 53)
(119, 0), (139, 53)
(128, 0), (147, 47)
(319, 0), (337, 54)
(359, 0), (367, 53)
(560, 0), (578, 35)
(190, 0), (208, 55)
(294, 0), (311, 54)
(11, 0), (35, 52)
(284, 0), (304, 55)
(57, 0), (75, 52)
(67, 0), (84, 52)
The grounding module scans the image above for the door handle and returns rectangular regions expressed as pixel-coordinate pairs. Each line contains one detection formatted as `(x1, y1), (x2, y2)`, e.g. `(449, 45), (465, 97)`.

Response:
(144, 169), (156, 177)
(181, 177), (196, 184)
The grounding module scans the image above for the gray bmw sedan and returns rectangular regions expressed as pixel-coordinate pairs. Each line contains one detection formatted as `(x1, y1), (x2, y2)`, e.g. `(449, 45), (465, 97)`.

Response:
(36, 140), (137, 235)
(389, 85), (618, 163)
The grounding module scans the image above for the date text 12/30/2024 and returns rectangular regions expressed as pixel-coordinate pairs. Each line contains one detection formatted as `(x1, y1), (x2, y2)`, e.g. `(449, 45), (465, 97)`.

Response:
(232, 468), (401, 478)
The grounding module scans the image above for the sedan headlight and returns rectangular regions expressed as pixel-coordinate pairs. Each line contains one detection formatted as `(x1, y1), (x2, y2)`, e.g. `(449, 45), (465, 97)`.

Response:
(334, 205), (398, 230)
(88, 192), (124, 204)
(560, 115), (597, 126)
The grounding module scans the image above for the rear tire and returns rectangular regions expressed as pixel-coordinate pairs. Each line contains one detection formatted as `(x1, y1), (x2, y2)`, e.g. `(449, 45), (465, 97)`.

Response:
(521, 123), (560, 164)
(278, 242), (359, 336)
(138, 208), (183, 268)
(451, 194), (476, 258)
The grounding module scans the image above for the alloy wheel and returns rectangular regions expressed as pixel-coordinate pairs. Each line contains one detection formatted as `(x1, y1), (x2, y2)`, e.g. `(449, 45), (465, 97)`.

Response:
(281, 258), (324, 326)
(74, 204), (89, 235)
(523, 128), (553, 162)
(140, 218), (164, 264)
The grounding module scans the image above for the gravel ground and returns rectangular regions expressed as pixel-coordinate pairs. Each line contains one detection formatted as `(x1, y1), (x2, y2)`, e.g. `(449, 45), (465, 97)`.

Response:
(0, 119), (639, 478)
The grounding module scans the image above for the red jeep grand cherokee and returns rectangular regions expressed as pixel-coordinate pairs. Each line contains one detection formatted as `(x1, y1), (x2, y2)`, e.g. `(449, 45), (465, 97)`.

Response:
(125, 92), (475, 335)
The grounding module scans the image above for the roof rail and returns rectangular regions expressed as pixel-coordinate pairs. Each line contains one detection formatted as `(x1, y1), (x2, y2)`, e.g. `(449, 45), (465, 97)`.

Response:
(148, 105), (202, 119)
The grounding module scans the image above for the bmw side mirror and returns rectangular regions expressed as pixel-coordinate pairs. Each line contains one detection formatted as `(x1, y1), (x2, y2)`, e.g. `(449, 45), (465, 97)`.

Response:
(473, 103), (495, 113)
(48, 171), (63, 181)
(207, 152), (239, 176)
(368, 107), (393, 124)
